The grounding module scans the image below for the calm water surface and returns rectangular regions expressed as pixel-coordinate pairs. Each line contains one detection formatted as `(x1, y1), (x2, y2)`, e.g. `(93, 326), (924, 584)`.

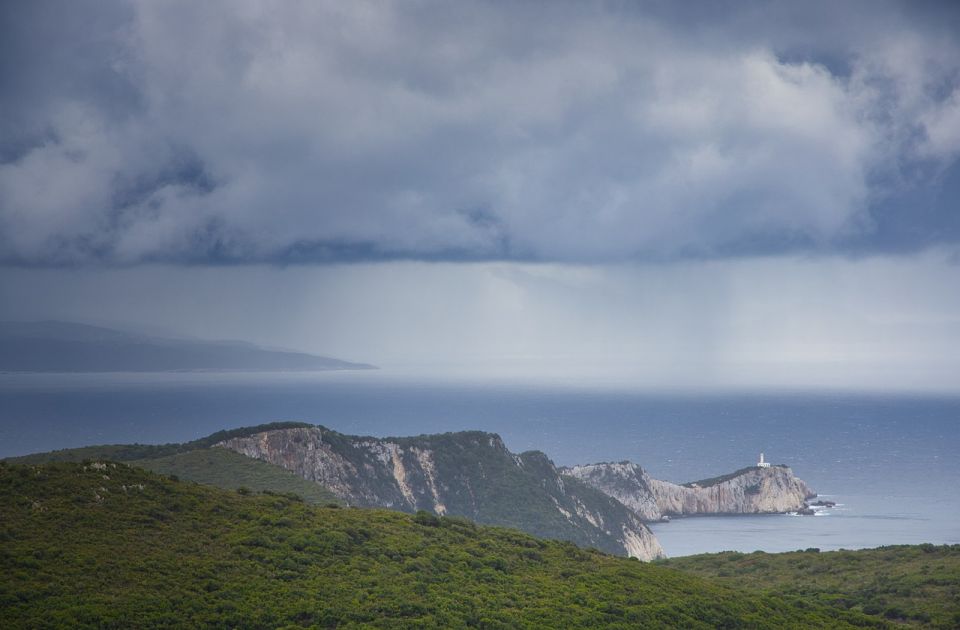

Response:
(2, 371), (957, 556)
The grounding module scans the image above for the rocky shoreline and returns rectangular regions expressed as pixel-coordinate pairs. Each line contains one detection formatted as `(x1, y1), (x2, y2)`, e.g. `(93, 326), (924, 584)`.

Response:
(794, 499), (837, 516)
(563, 461), (816, 522)
(218, 424), (819, 560)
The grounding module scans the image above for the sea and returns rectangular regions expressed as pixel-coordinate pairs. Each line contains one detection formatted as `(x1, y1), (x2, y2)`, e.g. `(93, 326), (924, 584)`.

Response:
(1, 370), (957, 558)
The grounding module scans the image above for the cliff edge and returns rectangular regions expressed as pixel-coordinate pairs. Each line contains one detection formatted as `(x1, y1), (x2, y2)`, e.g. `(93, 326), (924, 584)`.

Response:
(218, 426), (664, 560)
(563, 461), (815, 521)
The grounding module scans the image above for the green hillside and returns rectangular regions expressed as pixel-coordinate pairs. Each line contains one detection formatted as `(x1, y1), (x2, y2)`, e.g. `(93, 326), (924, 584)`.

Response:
(199, 425), (665, 557)
(6, 426), (659, 557)
(4, 422), (314, 464)
(661, 546), (960, 629)
(0, 461), (885, 629)
(133, 447), (342, 506)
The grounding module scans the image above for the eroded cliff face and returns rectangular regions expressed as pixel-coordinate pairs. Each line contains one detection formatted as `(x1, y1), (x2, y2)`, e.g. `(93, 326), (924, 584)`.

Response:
(563, 462), (815, 521)
(220, 427), (448, 513)
(560, 462), (663, 520)
(218, 426), (664, 560)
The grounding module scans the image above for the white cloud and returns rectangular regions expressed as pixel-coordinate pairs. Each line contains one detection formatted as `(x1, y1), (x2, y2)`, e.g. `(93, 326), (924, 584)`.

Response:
(920, 89), (960, 161)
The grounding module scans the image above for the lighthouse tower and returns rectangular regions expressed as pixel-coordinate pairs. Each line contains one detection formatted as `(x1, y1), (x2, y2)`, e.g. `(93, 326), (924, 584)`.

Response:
(757, 452), (771, 468)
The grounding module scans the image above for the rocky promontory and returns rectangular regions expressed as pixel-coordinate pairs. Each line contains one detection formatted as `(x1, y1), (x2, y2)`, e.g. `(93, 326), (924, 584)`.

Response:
(218, 426), (664, 560)
(562, 461), (815, 521)
(217, 425), (815, 559)
(9, 419), (822, 561)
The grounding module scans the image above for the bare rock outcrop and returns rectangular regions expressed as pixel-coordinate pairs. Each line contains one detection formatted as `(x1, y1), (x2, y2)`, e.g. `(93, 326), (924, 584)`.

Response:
(563, 461), (815, 521)
(561, 462), (663, 520)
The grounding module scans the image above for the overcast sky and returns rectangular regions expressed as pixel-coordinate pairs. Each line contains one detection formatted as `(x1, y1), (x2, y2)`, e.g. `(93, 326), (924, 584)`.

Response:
(1, 1), (959, 390)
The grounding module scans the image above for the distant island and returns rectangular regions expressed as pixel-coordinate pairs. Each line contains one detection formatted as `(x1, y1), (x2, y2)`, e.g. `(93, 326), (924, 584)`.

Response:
(0, 321), (376, 373)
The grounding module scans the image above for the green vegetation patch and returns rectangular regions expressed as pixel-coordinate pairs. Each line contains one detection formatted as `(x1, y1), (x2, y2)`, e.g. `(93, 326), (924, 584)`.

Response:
(133, 447), (342, 506)
(0, 461), (885, 629)
(661, 546), (960, 629)
(4, 421), (314, 464)
(682, 465), (784, 488)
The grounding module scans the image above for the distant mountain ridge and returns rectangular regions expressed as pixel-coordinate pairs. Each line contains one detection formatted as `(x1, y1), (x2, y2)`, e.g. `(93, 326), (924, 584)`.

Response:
(0, 321), (375, 372)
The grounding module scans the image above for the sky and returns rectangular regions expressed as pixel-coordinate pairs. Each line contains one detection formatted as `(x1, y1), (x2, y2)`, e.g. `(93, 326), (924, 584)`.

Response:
(1, 0), (959, 390)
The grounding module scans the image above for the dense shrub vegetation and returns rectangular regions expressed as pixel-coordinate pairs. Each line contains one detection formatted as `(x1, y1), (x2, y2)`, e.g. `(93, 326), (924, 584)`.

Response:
(133, 448), (342, 505)
(662, 546), (960, 628)
(0, 461), (887, 628)
(682, 465), (785, 488)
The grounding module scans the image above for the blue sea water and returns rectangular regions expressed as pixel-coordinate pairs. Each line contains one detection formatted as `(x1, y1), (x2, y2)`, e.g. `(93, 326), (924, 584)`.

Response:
(1, 370), (957, 557)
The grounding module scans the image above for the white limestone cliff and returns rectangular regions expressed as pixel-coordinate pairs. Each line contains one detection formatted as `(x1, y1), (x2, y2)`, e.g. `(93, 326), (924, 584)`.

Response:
(563, 461), (815, 521)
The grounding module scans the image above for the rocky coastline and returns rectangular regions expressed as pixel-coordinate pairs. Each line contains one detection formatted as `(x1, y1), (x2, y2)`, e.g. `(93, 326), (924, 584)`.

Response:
(219, 424), (818, 560)
(218, 425), (665, 560)
(562, 460), (817, 521)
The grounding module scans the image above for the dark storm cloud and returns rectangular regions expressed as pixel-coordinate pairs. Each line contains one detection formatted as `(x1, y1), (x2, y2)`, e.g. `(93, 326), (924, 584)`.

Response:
(1, 0), (959, 265)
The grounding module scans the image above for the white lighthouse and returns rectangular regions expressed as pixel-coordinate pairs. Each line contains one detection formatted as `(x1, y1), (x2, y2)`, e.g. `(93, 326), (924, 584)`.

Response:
(757, 452), (771, 468)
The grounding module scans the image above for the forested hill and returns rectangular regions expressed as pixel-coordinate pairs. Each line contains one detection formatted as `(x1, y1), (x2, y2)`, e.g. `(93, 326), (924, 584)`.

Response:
(0, 461), (886, 628)
(5, 424), (663, 560)
(661, 546), (960, 628)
